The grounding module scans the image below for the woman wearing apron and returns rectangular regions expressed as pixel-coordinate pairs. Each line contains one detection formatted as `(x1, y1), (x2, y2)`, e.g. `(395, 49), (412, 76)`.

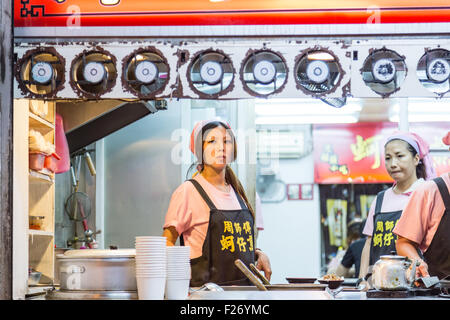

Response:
(394, 131), (450, 279)
(163, 119), (271, 287)
(358, 132), (436, 280)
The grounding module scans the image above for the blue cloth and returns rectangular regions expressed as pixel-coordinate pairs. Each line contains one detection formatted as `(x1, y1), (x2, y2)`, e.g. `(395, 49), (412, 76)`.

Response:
(341, 238), (366, 277)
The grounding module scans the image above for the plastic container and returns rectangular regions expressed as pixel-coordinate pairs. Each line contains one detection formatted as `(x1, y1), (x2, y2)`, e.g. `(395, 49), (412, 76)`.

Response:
(44, 153), (61, 173)
(29, 152), (46, 171)
(29, 216), (45, 230)
(28, 271), (42, 285)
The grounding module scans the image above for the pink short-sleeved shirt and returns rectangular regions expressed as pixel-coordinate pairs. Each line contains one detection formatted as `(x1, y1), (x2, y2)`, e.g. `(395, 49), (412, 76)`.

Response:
(362, 179), (425, 237)
(164, 174), (245, 259)
(393, 173), (450, 253)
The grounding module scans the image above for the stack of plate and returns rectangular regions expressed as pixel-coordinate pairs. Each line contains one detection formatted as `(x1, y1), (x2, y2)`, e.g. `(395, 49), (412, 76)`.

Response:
(165, 246), (191, 300)
(135, 236), (167, 300)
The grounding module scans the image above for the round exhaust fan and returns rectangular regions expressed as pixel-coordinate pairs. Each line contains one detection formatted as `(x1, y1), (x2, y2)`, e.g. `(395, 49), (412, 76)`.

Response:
(17, 49), (65, 97)
(416, 48), (450, 95)
(361, 48), (407, 96)
(241, 50), (287, 97)
(124, 50), (169, 98)
(295, 50), (343, 95)
(70, 51), (117, 97)
(188, 51), (234, 97)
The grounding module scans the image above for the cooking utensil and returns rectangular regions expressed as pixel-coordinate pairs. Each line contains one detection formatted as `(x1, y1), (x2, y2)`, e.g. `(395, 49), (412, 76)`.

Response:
(371, 254), (416, 290)
(234, 259), (267, 291)
(77, 198), (93, 249)
(416, 276), (440, 288)
(325, 286), (344, 299)
(318, 279), (344, 289)
(264, 284), (326, 291)
(249, 263), (270, 286)
(57, 249), (137, 291)
(84, 150), (96, 176)
(286, 277), (317, 284)
(190, 282), (225, 293)
(65, 191), (92, 222)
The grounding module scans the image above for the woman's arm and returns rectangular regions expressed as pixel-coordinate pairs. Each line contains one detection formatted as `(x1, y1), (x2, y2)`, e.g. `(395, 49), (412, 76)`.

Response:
(162, 226), (179, 246)
(336, 264), (352, 278)
(396, 236), (429, 278)
(359, 237), (372, 278)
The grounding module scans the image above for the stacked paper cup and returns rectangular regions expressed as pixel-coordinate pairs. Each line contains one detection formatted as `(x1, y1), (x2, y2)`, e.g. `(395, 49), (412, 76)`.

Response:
(165, 246), (191, 300)
(135, 236), (167, 300)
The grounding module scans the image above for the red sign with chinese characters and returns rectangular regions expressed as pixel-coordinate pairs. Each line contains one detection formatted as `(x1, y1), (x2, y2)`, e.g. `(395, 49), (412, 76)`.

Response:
(14, 0), (450, 28)
(313, 122), (450, 184)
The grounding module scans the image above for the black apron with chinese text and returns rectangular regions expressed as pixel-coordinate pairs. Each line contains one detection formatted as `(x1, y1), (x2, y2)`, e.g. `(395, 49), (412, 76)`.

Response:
(423, 177), (450, 279)
(183, 179), (255, 287)
(369, 190), (403, 265)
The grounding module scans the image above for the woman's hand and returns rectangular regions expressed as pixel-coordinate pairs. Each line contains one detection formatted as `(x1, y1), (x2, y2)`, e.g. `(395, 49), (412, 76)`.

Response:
(416, 259), (430, 278)
(396, 236), (430, 279)
(255, 249), (272, 281)
(162, 226), (178, 246)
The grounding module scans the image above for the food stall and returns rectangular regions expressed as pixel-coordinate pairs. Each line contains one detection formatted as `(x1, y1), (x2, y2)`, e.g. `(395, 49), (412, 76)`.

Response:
(9, 0), (450, 301)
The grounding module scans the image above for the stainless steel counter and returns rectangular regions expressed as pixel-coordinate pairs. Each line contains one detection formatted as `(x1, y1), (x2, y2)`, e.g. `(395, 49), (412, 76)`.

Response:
(188, 287), (448, 300)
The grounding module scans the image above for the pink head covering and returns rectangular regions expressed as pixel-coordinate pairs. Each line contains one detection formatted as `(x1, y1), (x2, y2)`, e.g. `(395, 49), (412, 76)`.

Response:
(443, 131), (450, 146)
(189, 119), (233, 160)
(385, 131), (437, 180)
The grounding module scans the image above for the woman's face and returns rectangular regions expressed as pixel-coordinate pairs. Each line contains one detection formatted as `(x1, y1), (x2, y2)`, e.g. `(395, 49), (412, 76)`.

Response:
(202, 126), (235, 171)
(384, 140), (419, 183)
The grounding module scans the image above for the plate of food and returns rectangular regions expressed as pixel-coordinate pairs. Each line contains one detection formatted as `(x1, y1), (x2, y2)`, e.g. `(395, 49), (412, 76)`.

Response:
(318, 273), (344, 289)
(285, 277), (317, 284)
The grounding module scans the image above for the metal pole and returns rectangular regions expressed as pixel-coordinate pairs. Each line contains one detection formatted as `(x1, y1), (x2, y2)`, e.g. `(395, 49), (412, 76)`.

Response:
(0, 0), (13, 300)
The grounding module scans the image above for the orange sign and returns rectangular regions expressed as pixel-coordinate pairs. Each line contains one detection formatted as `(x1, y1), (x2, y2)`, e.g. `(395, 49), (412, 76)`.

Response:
(15, 0), (450, 27)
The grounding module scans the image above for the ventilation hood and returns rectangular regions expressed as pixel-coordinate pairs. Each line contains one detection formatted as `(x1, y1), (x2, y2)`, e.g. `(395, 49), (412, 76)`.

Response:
(57, 99), (166, 154)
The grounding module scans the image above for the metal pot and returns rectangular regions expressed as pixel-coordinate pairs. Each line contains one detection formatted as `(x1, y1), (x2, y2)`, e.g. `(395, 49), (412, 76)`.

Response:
(57, 249), (137, 291)
(372, 254), (416, 291)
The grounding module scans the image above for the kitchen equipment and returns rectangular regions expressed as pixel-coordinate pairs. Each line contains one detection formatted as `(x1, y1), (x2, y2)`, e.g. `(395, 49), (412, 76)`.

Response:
(286, 277), (317, 284)
(440, 276), (450, 295)
(28, 270), (42, 285)
(416, 276), (440, 288)
(367, 286), (441, 298)
(44, 152), (61, 173)
(189, 282), (225, 293)
(57, 249), (137, 291)
(29, 152), (46, 171)
(318, 278), (344, 289)
(202, 282), (224, 292)
(235, 259), (327, 292)
(317, 275), (345, 298)
(234, 259), (267, 291)
(371, 254), (417, 291)
(29, 216), (45, 230)
(46, 288), (138, 300)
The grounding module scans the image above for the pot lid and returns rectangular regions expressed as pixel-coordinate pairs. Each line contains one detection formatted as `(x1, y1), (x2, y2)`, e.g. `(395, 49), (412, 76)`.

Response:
(57, 249), (136, 259)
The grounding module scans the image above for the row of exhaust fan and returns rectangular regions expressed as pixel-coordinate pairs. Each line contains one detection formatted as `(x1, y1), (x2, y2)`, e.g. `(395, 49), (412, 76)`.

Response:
(15, 46), (450, 100)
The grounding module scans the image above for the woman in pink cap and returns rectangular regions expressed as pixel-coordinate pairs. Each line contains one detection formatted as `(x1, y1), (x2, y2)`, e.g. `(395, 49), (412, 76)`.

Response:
(358, 131), (436, 281)
(162, 119), (271, 287)
(394, 131), (450, 279)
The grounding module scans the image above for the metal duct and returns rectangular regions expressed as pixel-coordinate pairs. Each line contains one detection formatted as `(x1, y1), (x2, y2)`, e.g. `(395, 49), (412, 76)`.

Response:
(59, 100), (165, 154)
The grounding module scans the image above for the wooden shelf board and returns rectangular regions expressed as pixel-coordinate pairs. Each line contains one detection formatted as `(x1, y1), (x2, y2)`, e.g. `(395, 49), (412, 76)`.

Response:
(29, 229), (54, 237)
(29, 169), (54, 183)
(29, 113), (54, 132)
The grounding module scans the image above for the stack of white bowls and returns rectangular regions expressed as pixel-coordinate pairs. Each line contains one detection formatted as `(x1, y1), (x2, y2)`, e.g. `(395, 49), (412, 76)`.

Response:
(165, 246), (191, 300)
(135, 236), (167, 300)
